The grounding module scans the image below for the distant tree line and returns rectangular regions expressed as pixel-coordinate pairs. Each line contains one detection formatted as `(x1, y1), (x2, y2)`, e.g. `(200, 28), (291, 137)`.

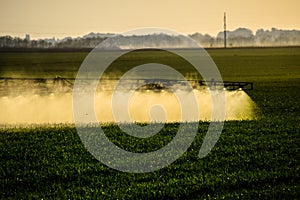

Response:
(0, 35), (107, 48)
(190, 28), (300, 47)
(1, 28), (300, 49)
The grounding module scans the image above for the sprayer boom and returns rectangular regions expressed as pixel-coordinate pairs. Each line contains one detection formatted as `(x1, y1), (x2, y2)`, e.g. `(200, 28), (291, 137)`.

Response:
(0, 77), (253, 91)
(199, 80), (253, 90)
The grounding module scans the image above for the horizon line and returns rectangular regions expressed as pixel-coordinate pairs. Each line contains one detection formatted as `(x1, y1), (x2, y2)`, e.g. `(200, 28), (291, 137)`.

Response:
(1, 27), (300, 40)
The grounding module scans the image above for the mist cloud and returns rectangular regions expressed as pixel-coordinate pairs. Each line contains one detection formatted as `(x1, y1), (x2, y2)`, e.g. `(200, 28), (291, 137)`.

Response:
(1, 28), (300, 49)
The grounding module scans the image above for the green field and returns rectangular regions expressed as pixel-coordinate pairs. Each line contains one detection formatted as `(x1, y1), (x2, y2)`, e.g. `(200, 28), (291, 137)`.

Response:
(1, 47), (300, 199)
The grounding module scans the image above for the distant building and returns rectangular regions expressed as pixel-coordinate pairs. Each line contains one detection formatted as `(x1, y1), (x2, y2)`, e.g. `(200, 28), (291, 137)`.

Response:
(25, 34), (30, 41)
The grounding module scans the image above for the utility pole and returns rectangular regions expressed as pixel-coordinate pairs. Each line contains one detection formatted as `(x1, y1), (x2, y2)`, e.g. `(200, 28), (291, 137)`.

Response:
(224, 12), (227, 48)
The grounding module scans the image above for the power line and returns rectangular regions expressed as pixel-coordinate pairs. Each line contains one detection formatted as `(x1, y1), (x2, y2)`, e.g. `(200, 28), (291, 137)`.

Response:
(224, 12), (227, 48)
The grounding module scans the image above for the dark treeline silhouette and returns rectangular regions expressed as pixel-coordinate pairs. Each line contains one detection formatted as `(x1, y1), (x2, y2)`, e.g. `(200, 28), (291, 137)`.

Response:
(1, 28), (300, 49)
(213, 28), (300, 47)
(0, 35), (107, 49)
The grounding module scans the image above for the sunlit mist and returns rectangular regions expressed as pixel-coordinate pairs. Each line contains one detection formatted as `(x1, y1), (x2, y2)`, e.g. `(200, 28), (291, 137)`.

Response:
(0, 80), (257, 125)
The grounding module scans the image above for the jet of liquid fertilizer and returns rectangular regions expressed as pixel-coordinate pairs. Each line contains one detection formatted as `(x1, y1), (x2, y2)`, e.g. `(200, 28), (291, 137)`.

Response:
(0, 77), (257, 125)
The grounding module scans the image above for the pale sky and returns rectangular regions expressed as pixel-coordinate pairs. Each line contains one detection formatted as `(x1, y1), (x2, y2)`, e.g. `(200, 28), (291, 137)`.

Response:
(0, 0), (299, 39)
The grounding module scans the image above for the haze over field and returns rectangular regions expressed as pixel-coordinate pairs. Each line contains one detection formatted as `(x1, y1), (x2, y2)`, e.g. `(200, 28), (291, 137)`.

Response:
(2, 27), (300, 48)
